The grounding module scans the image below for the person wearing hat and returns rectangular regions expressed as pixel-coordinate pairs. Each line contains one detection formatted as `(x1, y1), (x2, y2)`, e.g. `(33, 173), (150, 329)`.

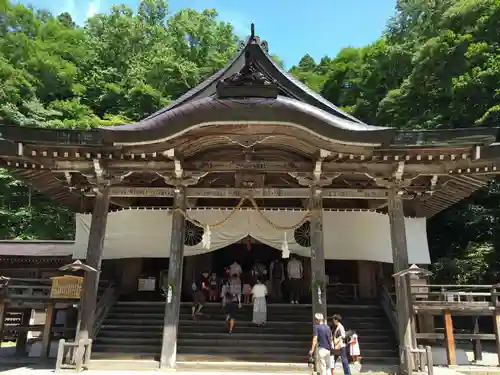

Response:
(309, 312), (332, 375)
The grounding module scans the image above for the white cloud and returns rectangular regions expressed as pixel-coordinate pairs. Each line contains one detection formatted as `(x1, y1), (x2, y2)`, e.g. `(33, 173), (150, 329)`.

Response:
(216, 8), (252, 38)
(86, 0), (100, 18)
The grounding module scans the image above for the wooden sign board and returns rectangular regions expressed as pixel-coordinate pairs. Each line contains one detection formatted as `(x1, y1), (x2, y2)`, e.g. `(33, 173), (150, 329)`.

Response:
(50, 275), (83, 299)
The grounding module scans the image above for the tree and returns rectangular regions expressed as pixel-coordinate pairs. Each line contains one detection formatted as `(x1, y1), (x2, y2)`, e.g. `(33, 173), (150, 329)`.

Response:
(1, 0), (499, 285)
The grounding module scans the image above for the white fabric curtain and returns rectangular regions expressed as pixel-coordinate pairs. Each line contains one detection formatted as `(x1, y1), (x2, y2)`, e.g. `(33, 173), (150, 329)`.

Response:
(71, 209), (430, 264)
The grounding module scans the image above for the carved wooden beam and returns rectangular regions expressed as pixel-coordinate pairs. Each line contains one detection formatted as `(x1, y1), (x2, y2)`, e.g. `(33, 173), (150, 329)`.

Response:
(83, 186), (416, 199)
(163, 148), (183, 179)
(10, 158), (500, 178)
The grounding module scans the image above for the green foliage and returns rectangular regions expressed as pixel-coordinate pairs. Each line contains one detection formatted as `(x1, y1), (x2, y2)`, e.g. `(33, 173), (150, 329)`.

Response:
(302, 0), (500, 284)
(0, 0), (240, 240)
(1, 0), (499, 284)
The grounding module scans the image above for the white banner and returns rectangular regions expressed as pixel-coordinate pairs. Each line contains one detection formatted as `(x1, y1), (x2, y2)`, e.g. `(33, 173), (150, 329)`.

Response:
(71, 209), (430, 264)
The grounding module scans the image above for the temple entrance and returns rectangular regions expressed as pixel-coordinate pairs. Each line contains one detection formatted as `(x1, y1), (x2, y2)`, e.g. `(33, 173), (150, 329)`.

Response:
(211, 240), (282, 276)
(184, 237), (310, 304)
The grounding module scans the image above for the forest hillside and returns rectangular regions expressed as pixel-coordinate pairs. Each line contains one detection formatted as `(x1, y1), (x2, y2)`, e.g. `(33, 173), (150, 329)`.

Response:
(1, 0), (499, 283)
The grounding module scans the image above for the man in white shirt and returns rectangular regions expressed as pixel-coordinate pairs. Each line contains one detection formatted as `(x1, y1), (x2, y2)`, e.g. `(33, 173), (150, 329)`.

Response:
(287, 256), (303, 304)
(331, 314), (351, 375)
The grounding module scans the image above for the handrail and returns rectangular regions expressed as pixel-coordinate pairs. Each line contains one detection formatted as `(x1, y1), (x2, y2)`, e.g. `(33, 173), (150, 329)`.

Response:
(406, 345), (434, 375)
(411, 283), (500, 305)
(380, 284), (398, 341)
(91, 283), (118, 339)
(0, 277), (112, 301)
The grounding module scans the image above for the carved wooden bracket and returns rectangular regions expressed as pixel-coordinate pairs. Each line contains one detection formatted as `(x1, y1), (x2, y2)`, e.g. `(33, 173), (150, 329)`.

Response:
(373, 178), (413, 189)
(219, 135), (275, 149)
(80, 159), (114, 190)
(186, 198), (198, 208)
(163, 172), (209, 187)
(235, 173), (265, 188)
(288, 172), (339, 187)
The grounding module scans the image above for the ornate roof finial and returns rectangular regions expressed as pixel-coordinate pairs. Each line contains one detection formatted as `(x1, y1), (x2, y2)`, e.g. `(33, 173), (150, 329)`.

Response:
(250, 23), (255, 40)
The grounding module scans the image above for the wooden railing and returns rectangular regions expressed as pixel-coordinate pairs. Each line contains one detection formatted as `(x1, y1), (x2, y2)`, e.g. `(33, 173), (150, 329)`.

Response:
(406, 345), (434, 375)
(410, 283), (500, 366)
(91, 283), (118, 339)
(0, 277), (111, 302)
(379, 284), (398, 339)
(0, 277), (52, 300)
(411, 284), (499, 314)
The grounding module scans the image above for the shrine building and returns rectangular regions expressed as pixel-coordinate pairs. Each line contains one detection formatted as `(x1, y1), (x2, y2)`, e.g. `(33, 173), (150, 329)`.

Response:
(0, 25), (499, 371)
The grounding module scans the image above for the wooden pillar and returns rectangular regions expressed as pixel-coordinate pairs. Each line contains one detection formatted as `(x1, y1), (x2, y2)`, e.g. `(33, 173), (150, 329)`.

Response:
(16, 308), (31, 356)
(493, 289), (500, 368)
(472, 316), (482, 361)
(41, 303), (55, 358)
(388, 188), (413, 375)
(160, 186), (186, 369)
(310, 186), (327, 319)
(0, 301), (5, 349)
(78, 186), (110, 341)
(444, 310), (456, 366)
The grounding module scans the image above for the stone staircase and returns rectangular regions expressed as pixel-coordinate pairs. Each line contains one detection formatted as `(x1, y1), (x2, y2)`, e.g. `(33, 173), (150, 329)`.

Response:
(93, 300), (398, 364)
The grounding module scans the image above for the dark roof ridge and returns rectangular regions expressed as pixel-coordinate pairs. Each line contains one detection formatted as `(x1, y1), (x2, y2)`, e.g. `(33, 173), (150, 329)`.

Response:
(138, 24), (366, 125)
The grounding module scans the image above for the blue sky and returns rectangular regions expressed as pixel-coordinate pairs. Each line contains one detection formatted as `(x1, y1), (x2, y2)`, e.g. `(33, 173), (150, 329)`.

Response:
(16, 0), (397, 67)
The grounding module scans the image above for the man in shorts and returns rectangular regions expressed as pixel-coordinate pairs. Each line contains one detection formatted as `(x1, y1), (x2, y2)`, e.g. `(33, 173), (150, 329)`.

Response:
(221, 274), (242, 333)
(191, 271), (209, 320)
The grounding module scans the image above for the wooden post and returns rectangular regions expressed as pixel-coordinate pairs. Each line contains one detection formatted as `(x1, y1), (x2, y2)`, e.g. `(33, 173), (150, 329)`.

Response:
(160, 186), (186, 369)
(493, 285), (500, 366)
(77, 186), (110, 341)
(309, 186), (327, 320)
(41, 303), (55, 359)
(16, 308), (31, 356)
(388, 188), (413, 375)
(0, 301), (5, 349)
(472, 316), (482, 361)
(443, 310), (456, 366)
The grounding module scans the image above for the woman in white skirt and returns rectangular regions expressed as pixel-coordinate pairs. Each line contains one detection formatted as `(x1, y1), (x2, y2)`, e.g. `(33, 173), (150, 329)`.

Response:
(251, 278), (268, 326)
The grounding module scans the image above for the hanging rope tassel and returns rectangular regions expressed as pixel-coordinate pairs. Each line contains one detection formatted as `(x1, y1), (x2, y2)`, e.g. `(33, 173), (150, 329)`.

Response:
(281, 231), (290, 259)
(202, 225), (211, 249)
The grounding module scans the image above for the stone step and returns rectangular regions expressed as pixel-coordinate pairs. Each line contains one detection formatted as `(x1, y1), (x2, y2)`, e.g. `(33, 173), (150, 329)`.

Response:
(95, 298), (398, 365)
(113, 303), (385, 317)
(179, 345), (398, 357)
(100, 323), (392, 336)
(98, 329), (395, 347)
(108, 308), (386, 324)
(95, 336), (396, 350)
(106, 313), (387, 325)
(92, 344), (398, 363)
(105, 315), (390, 330)
(92, 351), (399, 365)
(88, 359), (312, 373)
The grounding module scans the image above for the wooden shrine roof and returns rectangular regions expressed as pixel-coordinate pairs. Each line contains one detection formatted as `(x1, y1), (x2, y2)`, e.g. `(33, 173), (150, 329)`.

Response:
(0, 24), (500, 216)
(145, 24), (363, 125)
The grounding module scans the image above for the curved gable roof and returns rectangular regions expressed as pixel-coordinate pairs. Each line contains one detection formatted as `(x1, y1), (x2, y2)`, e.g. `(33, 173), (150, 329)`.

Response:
(99, 95), (394, 146)
(143, 24), (367, 125)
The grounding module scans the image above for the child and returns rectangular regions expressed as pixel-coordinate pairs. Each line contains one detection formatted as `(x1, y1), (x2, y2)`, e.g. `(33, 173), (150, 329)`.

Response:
(349, 331), (360, 363)
(243, 282), (252, 304)
(241, 268), (253, 305)
(208, 272), (219, 301)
